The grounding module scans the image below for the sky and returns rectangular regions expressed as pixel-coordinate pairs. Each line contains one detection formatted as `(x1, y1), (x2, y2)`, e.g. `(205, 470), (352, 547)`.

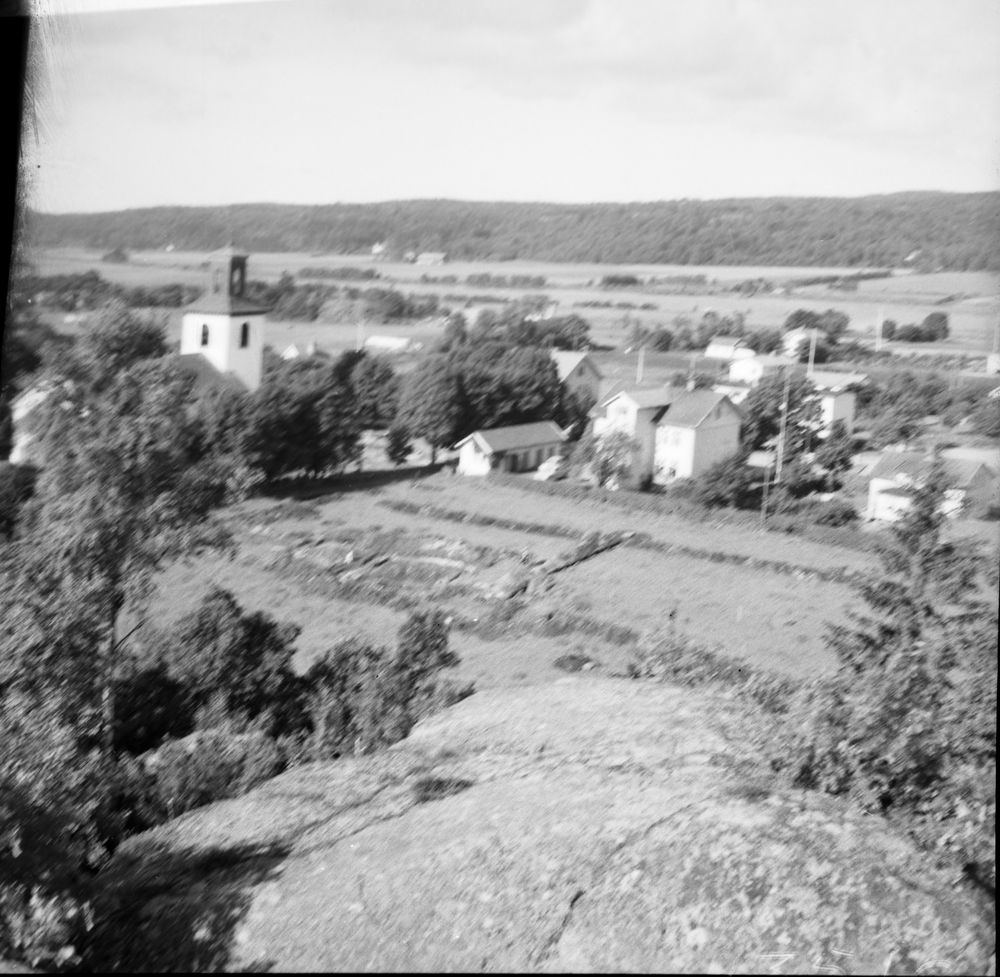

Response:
(22, 0), (1000, 213)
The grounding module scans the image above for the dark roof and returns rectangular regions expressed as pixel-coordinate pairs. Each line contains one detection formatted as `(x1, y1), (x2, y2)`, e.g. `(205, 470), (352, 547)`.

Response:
(656, 390), (738, 428)
(870, 451), (995, 489)
(601, 385), (674, 410)
(459, 421), (565, 453)
(183, 292), (271, 316)
(175, 353), (247, 394)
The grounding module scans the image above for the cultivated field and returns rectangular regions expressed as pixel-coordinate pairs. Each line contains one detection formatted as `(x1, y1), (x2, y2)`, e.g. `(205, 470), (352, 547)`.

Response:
(142, 473), (867, 688)
(26, 246), (1000, 359)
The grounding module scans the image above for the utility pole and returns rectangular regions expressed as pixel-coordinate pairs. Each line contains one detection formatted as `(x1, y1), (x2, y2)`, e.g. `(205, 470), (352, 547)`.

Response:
(636, 345), (645, 385)
(760, 461), (771, 526)
(807, 328), (818, 375)
(874, 307), (884, 352)
(775, 368), (791, 485)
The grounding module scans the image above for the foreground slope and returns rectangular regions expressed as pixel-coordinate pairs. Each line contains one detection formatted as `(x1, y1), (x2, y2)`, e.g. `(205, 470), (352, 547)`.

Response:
(92, 678), (993, 973)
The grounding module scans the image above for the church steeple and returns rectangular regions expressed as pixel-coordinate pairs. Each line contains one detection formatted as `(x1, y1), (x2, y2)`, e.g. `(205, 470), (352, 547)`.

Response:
(208, 244), (248, 298)
(180, 245), (269, 392)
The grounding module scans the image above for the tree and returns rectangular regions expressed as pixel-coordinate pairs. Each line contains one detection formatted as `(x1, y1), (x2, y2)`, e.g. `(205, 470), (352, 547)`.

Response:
(817, 309), (850, 343)
(740, 372), (821, 456)
(969, 397), (1000, 439)
(348, 352), (399, 428)
(691, 451), (757, 508)
(241, 358), (362, 479)
(395, 355), (465, 462)
(385, 424), (411, 466)
(922, 312), (949, 341)
(69, 300), (169, 390)
(783, 309), (821, 333)
(773, 465), (995, 887)
(5, 358), (233, 753)
(814, 420), (854, 490)
(146, 588), (306, 738)
(571, 430), (637, 488)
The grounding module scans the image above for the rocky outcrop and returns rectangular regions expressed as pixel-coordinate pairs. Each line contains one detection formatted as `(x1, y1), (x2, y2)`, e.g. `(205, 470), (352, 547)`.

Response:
(90, 679), (994, 974)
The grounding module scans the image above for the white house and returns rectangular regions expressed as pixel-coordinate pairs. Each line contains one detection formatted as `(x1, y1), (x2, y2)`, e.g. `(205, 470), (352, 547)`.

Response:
(728, 354), (796, 386)
(180, 246), (269, 392)
(865, 450), (997, 521)
(783, 328), (814, 359)
(454, 421), (566, 476)
(416, 252), (447, 266)
(704, 336), (754, 361)
(806, 370), (868, 435)
(550, 351), (603, 404)
(653, 390), (742, 483)
(592, 386), (675, 481)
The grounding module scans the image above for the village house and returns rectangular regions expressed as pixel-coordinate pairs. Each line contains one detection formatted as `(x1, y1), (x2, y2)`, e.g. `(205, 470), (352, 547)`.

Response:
(454, 421), (566, 476)
(550, 350), (603, 404)
(865, 450), (997, 521)
(653, 390), (742, 483)
(806, 369), (868, 434)
(592, 385), (741, 483)
(704, 335), (754, 361)
(592, 386), (675, 481)
(727, 353), (796, 386)
(415, 252), (447, 266)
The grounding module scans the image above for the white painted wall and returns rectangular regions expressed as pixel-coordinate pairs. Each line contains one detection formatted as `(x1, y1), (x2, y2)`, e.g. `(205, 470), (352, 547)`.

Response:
(654, 410), (740, 483)
(181, 311), (264, 391)
(819, 391), (856, 433)
(457, 440), (492, 476)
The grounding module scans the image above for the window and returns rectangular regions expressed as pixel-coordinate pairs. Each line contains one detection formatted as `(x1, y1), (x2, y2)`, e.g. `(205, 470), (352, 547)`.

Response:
(240, 322), (250, 348)
(201, 324), (209, 346)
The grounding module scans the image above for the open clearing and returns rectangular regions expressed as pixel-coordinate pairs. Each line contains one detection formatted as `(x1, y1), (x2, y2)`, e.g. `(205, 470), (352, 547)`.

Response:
(145, 473), (863, 686)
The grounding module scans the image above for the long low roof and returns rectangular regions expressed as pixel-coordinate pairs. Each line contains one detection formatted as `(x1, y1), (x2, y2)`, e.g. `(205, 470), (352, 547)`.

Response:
(457, 420), (565, 454)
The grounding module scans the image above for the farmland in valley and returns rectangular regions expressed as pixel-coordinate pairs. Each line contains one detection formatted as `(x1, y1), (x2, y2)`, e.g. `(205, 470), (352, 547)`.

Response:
(141, 471), (867, 690)
(26, 245), (1000, 361)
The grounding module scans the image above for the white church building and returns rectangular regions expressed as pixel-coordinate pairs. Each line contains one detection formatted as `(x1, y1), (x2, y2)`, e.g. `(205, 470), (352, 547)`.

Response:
(178, 246), (269, 392)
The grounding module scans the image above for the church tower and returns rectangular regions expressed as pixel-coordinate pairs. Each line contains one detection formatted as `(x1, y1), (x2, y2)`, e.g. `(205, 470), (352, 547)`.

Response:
(180, 246), (269, 392)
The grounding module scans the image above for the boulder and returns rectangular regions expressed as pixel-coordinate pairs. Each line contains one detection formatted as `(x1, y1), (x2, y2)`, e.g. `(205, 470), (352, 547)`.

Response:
(88, 680), (993, 974)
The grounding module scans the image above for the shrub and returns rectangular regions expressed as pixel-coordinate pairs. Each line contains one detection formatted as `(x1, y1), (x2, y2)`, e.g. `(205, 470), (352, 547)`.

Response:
(0, 462), (37, 539)
(305, 610), (473, 759)
(135, 728), (286, 822)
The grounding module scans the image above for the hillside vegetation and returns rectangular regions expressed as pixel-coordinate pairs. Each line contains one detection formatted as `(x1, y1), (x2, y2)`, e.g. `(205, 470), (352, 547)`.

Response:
(25, 191), (1000, 270)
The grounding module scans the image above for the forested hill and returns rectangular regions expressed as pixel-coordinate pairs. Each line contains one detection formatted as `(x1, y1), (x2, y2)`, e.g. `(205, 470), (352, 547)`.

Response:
(25, 192), (1000, 270)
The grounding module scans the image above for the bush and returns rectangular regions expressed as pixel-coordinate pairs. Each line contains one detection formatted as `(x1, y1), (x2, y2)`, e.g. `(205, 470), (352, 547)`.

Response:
(305, 610), (473, 759)
(0, 462), (37, 539)
(134, 728), (286, 822)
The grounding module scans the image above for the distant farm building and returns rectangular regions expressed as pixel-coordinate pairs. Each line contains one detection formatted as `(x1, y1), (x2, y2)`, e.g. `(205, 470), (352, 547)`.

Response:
(550, 351), (603, 404)
(727, 354), (796, 386)
(415, 252), (447, 266)
(865, 450), (997, 521)
(362, 335), (422, 355)
(454, 421), (566, 476)
(281, 341), (327, 361)
(704, 336), (754, 361)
